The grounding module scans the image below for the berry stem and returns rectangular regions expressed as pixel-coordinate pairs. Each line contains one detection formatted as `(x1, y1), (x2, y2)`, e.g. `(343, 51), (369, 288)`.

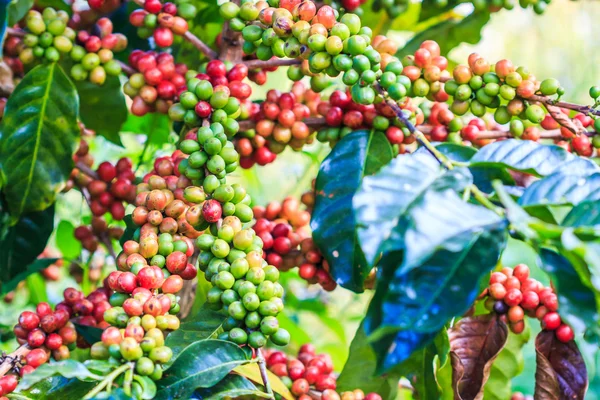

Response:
(80, 186), (118, 260)
(117, 60), (135, 77)
(6, 27), (25, 38)
(375, 83), (505, 216)
(256, 348), (274, 399)
(218, 0), (243, 63)
(183, 31), (218, 60)
(83, 362), (133, 399)
(530, 94), (600, 117)
(76, 161), (100, 180)
(0, 345), (30, 378)
(242, 58), (303, 69)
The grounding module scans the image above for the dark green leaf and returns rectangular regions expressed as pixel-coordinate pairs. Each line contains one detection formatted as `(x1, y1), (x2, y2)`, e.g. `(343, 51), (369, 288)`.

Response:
(0, 205), (54, 292)
(76, 77), (127, 146)
(17, 360), (103, 391)
(353, 152), (472, 266)
(562, 201), (600, 227)
(418, 0), (459, 21)
(1, 257), (56, 295)
(432, 142), (478, 162)
(0, 63), (79, 218)
(483, 323), (530, 400)
(56, 220), (82, 260)
(8, 0), (34, 25)
(119, 215), (137, 247)
(9, 376), (94, 399)
(469, 139), (597, 177)
(34, 0), (71, 14)
(336, 324), (400, 397)
(74, 323), (103, 345)
(134, 375), (157, 400)
(192, 374), (268, 399)
(311, 130), (394, 292)
(155, 340), (249, 399)
(398, 12), (490, 57)
(0, 2), (9, 59)
(519, 170), (600, 207)
(365, 190), (508, 339)
(164, 306), (225, 364)
(534, 330), (587, 399)
(539, 248), (599, 336)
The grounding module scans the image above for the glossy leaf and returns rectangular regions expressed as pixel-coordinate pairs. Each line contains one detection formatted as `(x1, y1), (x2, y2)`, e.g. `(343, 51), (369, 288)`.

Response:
(8, 0), (33, 25)
(534, 330), (588, 399)
(520, 169), (600, 207)
(17, 360), (103, 391)
(0, 2), (8, 59)
(118, 215), (137, 247)
(134, 375), (158, 400)
(0, 257), (56, 295)
(483, 324), (530, 400)
(0, 63), (79, 218)
(311, 130), (393, 292)
(121, 112), (172, 147)
(398, 12), (490, 57)
(365, 189), (508, 340)
(449, 315), (508, 400)
(469, 139), (597, 177)
(539, 248), (599, 336)
(336, 324), (400, 397)
(432, 142), (478, 162)
(34, 0), (71, 14)
(155, 339), (249, 399)
(0, 205), (54, 291)
(192, 374), (269, 399)
(164, 306), (225, 364)
(9, 376), (94, 399)
(76, 77), (127, 146)
(55, 220), (82, 260)
(562, 201), (600, 227)
(233, 364), (294, 400)
(354, 152), (472, 266)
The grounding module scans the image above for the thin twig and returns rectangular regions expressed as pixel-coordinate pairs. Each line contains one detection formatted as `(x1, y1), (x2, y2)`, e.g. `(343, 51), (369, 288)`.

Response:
(117, 60), (135, 77)
(0, 345), (30, 377)
(76, 161), (99, 180)
(256, 348), (274, 399)
(529, 94), (600, 117)
(218, 0), (243, 63)
(6, 27), (25, 38)
(80, 187), (118, 260)
(183, 31), (218, 60)
(243, 58), (303, 69)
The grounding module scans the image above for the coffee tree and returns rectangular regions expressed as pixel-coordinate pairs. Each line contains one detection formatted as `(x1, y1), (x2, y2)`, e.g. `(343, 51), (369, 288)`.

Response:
(0, 0), (598, 398)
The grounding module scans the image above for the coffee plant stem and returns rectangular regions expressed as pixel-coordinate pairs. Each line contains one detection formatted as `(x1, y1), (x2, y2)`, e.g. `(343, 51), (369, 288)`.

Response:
(116, 61), (135, 77)
(83, 362), (133, 399)
(75, 161), (100, 180)
(242, 58), (303, 69)
(530, 94), (600, 117)
(256, 348), (274, 399)
(0, 345), (30, 377)
(5, 27), (24, 38)
(182, 31), (218, 60)
(79, 186), (118, 260)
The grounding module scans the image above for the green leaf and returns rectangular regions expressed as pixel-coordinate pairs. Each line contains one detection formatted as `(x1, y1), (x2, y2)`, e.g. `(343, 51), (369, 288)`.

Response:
(133, 375), (158, 400)
(336, 324), (400, 397)
(121, 112), (172, 147)
(55, 220), (82, 260)
(483, 326), (530, 399)
(432, 142), (478, 162)
(74, 322), (103, 345)
(17, 360), (103, 391)
(539, 247), (600, 336)
(26, 271), (48, 304)
(1, 257), (56, 295)
(365, 189), (508, 347)
(233, 364), (294, 400)
(519, 169), (600, 207)
(192, 374), (269, 399)
(164, 306), (225, 364)
(0, 205), (55, 292)
(34, 0), (71, 14)
(76, 77), (127, 146)
(9, 377), (94, 399)
(8, 0), (34, 25)
(118, 215), (137, 247)
(354, 152), (472, 266)
(155, 339), (249, 399)
(0, 63), (79, 218)
(398, 12), (490, 57)
(562, 201), (600, 227)
(469, 139), (598, 177)
(311, 130), (393, 292)
(0, 2), (9, 59)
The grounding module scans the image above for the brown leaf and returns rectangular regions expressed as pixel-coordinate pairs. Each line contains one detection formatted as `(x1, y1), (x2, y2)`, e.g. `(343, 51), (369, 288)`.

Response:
(534, 330), (588, 400)
(544, 103), (586, 136)
(449, 314), (508, 400)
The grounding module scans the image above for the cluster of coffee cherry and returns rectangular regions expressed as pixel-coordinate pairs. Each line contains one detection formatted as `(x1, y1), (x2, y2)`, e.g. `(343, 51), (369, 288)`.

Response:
(125, 51), (189, 116)
(2, 287), (114, 397)
(69, 17), (125, 84)
(19, 8), (75, 64)
(484, 264), (574, 342)
(74, 217), (125, 253)
(265, 345), (382, 400)
(128, 0), (196, 47)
